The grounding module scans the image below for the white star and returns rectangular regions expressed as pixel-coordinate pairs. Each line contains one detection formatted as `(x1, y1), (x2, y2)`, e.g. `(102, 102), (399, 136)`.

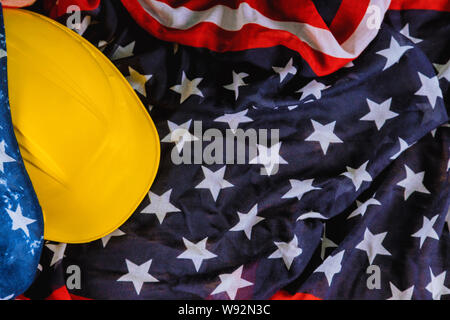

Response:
(97, 40), (108, 51)
(117, 259), (159, 295)
(0, 49), (6, 59)
(360, 98), (398, 130)
(46, 243), (67, 267)
(170, 71), (204, 103)
(229, 204), (264, 240)
(415, 72), (443, 109)
(268, 235), (302, 270)
(387, 282), (414, 300)
(320, 225), (338, 260)
(431, 129), (438, 138)
(101, 229), (125, 247)
(411, 215), (439, 248)
(341, 161), (372, 191)
(297, 211), (327, 221)
(282, 179), (321, 201)
(272, 58), (297, 82)
(161, 120), (199, 153)
(355, 228), (391, 264)
(315, 250), (345, 285)
(0, 141), (15, 172)
(390, 137), (412, 160)
(224, 71), (249, 100)
(400, 24), (422, 44)
(195, 166), (233, 201)
(177, 237), (217, 272)
(296, 80), (329, 101)
(141, 189), (180, 224)
(425, 269), (450, 300)
(347, 197), (381, 219)
(126, 67), (151, 97)
(433, 59), (450, 82)
(211, 265), (253, 300)
(214, 109), (253, 133)
(376, 37), (413, 71)
(249, 143), (288, 176)
(6, 205), (36, 238)
(343, 61), (355, 68)
(431, 128), (437, 137)
(305, 120), (343, 155)
(0, 294), (14, 300)
(397, 165), (430, 200)
(111, 41), (135, 60)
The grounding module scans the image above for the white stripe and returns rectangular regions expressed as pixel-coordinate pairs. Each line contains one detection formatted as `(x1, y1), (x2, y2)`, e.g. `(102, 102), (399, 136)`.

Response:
(137, 0), (391, 59)
(341, 0), (391, 55)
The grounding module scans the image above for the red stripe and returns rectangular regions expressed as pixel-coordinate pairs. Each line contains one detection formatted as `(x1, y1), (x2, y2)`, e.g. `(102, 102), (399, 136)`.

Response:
(69, 293), (92, 300)
(23, 286), (313, 300)
(42, 0), (450, 77)
(121, 0), (352, 76)
(240, 0), (328, 29)
(147, 0), (328, 29)
(41, 0), (365, 75)
(389, 0), (450, 11)
(45, 286), (72, 300)
(270, 290), (322, 300)
(329, 0), (370, 44)
(43, 0), (101, 19)
(44, 286), (92, 300)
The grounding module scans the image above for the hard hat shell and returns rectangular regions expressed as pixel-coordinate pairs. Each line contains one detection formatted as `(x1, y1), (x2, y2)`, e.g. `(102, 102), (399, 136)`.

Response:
(4, 9), (160, 243)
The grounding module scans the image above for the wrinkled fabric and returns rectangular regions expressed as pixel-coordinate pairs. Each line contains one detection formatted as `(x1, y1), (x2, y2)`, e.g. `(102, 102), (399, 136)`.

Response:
(24, 1), (449, 300)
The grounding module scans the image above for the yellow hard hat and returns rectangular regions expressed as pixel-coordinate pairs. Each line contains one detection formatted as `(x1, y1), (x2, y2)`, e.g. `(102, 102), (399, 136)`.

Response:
(4, 9), (160, 243)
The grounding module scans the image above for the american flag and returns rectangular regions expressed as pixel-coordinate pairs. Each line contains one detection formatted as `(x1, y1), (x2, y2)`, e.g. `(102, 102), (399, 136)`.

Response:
(16, 0), (450, 300)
